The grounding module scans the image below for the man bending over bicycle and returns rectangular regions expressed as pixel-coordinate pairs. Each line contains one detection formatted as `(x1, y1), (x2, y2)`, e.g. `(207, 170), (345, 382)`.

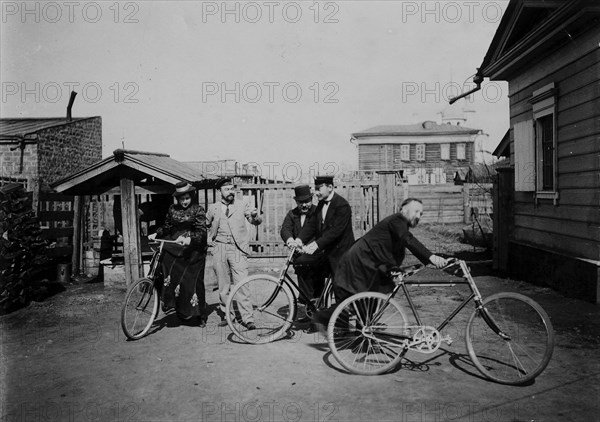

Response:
(311, 198), (448, 327)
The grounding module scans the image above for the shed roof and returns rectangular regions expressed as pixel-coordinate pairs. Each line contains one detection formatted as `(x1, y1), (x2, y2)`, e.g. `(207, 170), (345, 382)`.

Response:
(52, 149), (218, 195)
(352, 121), (480, 138)
(0, 117), (99, 139)
(493, 129), (511, 158)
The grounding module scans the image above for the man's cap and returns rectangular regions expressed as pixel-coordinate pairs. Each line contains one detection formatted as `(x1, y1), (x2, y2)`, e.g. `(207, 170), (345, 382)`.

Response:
(215, 178), (234, 189)
(172, 181), (196, 197)
(293, 185), (312, 202)
(314, 175), (334, 187)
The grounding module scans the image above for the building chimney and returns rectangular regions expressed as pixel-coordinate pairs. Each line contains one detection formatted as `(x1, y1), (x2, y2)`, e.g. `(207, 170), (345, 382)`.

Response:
(66, 91), (77, 121)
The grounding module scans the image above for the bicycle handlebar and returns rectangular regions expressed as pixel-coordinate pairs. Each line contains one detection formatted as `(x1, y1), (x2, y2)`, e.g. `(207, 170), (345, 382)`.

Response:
(148, 238), (180, 244)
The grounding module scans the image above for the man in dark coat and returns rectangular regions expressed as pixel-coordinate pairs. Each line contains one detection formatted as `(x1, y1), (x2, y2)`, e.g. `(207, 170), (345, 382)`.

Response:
(299, 176), (355, 279)
(312, 198), (448, 326)
(280, 185), (328, 302)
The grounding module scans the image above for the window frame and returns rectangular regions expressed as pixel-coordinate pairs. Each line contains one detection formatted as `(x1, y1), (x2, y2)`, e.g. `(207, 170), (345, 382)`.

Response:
(456, 143), (466, 160)
(530, 82), (559, 204)
(416, 144), (425, 161)
(440, 143), (450, 160)
(400, 144), (410, 161)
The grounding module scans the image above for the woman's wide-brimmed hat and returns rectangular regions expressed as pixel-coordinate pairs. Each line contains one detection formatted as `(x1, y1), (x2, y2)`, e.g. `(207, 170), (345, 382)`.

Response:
(172, 181), (196, 197)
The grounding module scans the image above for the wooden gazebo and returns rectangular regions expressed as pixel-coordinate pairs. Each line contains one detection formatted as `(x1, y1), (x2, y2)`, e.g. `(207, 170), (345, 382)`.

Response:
(52, 149), (216, 286)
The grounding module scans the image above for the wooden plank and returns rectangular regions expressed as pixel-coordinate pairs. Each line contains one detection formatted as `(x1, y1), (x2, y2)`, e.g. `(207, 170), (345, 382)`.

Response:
(557, 80), (600, 112)
(557, 113), (600, 143)
(556, 188), (600, 206)
(558, 172), (599, 190)
(514, 202), (600, 224)
(558, 99), (600, 128)
(512, 226), (600, 261)
(508, 29), (600, 96)
(559, 154), (599, 174)
(514, 214), (599, 242)
(558, 135), (600, 158)
(509, 63), (600, 120)
(71, 196), (82, 273)
(120, 177), (142, 287)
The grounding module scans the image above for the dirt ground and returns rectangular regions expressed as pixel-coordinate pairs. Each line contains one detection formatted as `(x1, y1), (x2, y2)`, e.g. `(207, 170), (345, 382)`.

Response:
(1, 224), (599, 422)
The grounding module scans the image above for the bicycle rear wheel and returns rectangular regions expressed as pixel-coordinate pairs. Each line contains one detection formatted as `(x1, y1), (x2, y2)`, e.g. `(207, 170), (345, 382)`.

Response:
(466, 292), (554, 385)
(226, 275), (295, 344)
(121, 278), (159, 340)
(328, 292), (409, 375)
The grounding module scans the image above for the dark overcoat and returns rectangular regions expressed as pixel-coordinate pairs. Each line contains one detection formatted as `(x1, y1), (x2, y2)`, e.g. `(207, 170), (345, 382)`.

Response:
(280, 205), (317, 241)
(299, 192), (355, 274)
(333, 213), (432, 301)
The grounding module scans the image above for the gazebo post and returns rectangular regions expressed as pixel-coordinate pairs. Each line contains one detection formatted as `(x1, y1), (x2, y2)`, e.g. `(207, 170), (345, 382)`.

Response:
(71, 195), (83, 274)
(119, 177), (142, 287)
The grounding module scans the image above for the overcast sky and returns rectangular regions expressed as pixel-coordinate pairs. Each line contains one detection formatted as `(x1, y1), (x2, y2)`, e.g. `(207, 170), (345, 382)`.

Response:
(1, 1), (509, 180)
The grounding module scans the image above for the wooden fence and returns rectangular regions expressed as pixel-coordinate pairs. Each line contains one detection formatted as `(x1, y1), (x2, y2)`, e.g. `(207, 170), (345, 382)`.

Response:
(76, 179), (493, 261)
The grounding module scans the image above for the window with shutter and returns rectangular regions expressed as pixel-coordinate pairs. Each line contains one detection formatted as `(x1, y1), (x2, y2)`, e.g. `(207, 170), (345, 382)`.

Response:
(440, 143), (450, 160)
(530, 82), (558, 202)
(400, 144), (410, 161)
(456, 143), (466, 160)
(416, 144), (425, 161)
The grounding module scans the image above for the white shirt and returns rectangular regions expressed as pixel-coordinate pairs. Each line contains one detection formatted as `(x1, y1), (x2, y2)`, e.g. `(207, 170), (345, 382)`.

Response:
(321, 192), (335, 222)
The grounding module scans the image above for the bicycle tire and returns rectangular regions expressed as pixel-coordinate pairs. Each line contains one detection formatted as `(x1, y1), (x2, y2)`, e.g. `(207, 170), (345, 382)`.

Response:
(226, 275), (296, 344)
(328, 292), (409, 375)
(466, 292), (554, 385)
(121, 278), (159, 340)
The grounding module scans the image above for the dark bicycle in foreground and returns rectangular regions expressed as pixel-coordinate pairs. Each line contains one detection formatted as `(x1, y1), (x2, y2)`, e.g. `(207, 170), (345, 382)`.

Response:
(120, 239), (177, 340)
(327, 258), (555, 385)
(226, 246), (334, 344)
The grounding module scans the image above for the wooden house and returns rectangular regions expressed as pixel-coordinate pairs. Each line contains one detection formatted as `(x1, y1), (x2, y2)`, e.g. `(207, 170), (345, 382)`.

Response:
(351, 121), (481, 184)
(477, 0), (599, 302)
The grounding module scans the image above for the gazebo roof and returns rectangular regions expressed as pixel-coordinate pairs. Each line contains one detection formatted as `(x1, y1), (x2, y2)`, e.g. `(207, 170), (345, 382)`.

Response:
(52, 149), (218, 195)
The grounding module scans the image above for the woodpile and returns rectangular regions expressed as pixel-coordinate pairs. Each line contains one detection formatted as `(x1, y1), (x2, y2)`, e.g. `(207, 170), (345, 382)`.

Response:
(0, 183), (53, 314)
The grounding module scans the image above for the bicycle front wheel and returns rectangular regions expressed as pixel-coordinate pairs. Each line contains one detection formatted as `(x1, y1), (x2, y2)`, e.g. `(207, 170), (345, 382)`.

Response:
(466, 292), (554, 385)
(226, 275), (296, 344)
(328, 292), (409, 375)
(121, 278), (159, 340)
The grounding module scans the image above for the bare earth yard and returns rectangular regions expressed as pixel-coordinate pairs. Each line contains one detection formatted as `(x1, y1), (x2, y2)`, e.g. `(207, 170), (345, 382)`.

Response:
(1, 224), (599, 422)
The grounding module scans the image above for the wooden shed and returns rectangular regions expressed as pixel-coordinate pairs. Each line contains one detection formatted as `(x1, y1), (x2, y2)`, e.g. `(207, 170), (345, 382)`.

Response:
(51, 149), (216, 287)
(478, 0), (600, 302)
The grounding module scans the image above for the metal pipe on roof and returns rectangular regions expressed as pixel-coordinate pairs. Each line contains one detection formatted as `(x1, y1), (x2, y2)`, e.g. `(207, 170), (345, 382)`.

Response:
(67, 91), (77, 121)
(449, 70), (484, 105)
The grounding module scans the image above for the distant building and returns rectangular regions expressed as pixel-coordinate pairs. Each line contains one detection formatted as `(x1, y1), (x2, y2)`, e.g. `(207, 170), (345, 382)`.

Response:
(351, 120), (481, 184)
(0, 116), (102, 204)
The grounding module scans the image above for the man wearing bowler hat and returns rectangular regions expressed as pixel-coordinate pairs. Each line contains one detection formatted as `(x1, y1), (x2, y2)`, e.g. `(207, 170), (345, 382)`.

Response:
(299, 176), (354, 280)
(280, 185), (328, 308)
(206, 178), (262, 328)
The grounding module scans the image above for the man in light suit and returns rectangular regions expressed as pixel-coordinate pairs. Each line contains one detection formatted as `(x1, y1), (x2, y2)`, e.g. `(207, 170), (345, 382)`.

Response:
(206, 178), (262, 328)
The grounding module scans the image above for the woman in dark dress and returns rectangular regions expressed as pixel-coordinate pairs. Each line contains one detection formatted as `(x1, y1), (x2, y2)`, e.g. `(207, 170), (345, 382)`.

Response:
(148, 182), (208, 327)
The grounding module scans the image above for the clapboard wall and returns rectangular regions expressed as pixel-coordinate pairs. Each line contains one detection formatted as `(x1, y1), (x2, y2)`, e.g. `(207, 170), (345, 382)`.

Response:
(505, 24), (600, 300)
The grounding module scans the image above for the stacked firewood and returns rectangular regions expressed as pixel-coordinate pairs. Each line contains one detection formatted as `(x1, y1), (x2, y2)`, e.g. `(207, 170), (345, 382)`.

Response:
(0, 183), (51, 314)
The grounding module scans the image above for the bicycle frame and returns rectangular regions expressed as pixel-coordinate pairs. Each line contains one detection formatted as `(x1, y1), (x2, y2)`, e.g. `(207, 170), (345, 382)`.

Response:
(261, 247), (332, 315)
(369, 259), (509, 346)
(146, 239), (179, 281)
